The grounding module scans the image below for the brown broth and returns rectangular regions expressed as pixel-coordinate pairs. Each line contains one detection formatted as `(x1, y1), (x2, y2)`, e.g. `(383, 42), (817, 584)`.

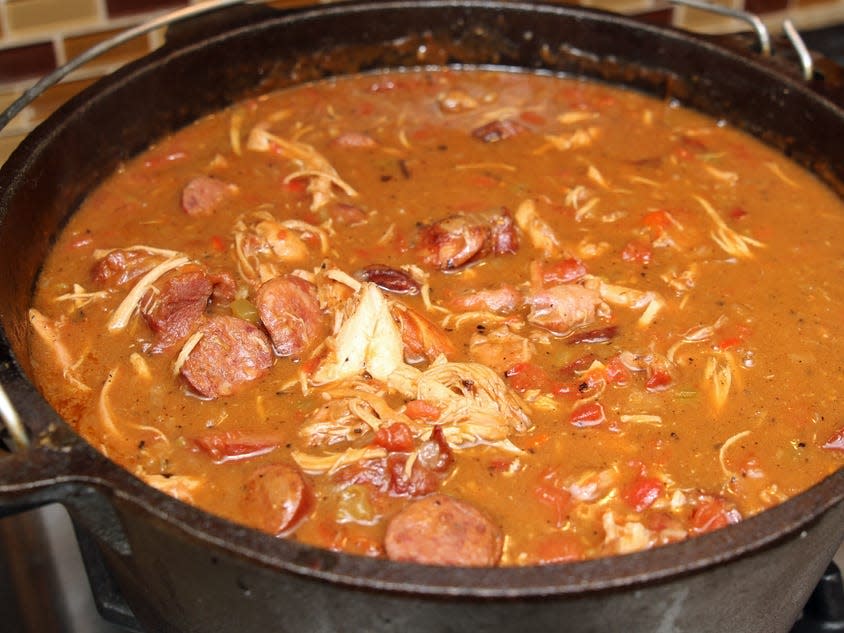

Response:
(29, 69), (844, 565)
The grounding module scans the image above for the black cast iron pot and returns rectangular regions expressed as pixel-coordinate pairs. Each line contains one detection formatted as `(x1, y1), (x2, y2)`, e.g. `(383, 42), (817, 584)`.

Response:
(0, 2), (842, 632)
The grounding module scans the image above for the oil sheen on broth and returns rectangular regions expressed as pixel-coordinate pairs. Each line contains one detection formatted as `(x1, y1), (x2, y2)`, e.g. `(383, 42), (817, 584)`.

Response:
(28, 70), (844, 566)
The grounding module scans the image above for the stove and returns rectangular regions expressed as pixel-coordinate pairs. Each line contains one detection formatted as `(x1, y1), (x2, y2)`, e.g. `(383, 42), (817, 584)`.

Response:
(0, 16), (843, 633)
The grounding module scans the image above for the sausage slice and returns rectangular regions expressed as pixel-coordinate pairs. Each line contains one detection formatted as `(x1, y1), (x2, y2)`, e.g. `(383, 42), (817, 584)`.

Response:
(256, 275), (324, 357)
(239, 463), (312, 536)
(141, 268), (212, 353)
(180, 315), (273, 398)
(384, 494), (502, 566)
(181, 175), (235, 216)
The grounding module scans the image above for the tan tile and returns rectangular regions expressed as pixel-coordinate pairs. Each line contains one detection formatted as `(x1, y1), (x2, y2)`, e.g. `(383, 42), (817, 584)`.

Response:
(64, 27), (151, 66)
(580, 0), (656, 12)
(6, 0), (100, 35)
(674, 0), (749, 32)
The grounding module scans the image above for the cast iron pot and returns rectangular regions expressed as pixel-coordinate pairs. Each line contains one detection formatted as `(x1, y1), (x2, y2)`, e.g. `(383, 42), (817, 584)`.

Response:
(0, 2), (842, 632)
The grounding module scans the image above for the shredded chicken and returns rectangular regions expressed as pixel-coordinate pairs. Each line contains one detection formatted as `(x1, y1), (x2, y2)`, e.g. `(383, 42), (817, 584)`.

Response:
(695, 195), (764, 259)
(514, 198), (561, 257)
(311, 282), (405, 385)
(247, 125), (357, 210)
(107, 255), (190, 331)
(233, 211), (331, 284)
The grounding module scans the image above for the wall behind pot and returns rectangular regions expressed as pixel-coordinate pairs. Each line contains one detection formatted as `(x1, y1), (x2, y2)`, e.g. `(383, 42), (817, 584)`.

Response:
(0, 0), (842, 165)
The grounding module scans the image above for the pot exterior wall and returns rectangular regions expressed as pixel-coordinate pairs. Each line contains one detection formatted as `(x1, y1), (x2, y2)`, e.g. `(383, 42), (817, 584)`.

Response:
(88, 496), (842, 633)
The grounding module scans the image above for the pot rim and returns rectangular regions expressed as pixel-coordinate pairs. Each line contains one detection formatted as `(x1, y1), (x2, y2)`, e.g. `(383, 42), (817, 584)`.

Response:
(0, 0), (842, 597)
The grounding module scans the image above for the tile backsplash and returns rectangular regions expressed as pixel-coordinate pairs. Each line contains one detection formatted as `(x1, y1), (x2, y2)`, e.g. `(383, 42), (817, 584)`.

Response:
(0, 0), (842, 162)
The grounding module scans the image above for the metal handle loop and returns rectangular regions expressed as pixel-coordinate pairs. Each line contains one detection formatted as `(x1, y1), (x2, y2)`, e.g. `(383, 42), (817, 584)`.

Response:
(0, 382), (27, 449)
(783, 19), (814, 82)
(0, 0), (249, 134)
(669, 0), (772, 56)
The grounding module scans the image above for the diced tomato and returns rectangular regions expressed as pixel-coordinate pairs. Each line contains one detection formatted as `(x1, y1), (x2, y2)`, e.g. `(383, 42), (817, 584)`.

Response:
(715, 324), (751, 351)
(690, 497), (740, 534)
(621, 241), (652, 265)
(560, 353), (598, 376)
(404, 399), (441, 422)
(468, 174), (500, 188)
(505, 362), (551, 393)
(519, 432), (550, 450)
(569, 401), (605, 427)
(604, 355), (631, 387)
(210, 235), (227, 253)
(534, 482), (572, 527)
(193, 431), (281, 463)
(716, 336), (742, 351)
(541, 258), (587, 285)
(488, 457), (516, 473)
(622, 476), (664, 512)
(282, 178), (307, 193)
(645, 368), (672, 392)
(642, 209), (672, 234)
(355, 101), (375, 116)
(822, 426), (844, 451)
(373, 422), (415, 452)
(520, 110), (546, 126)
(730, 207), (748, 220)
(529, 533), (585, 564)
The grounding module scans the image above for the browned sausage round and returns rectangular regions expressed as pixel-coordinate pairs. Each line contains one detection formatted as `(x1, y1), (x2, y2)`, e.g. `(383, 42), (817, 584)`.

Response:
(239, 463), (312, 536)
(180, 315), (273, 398)
(141, 267), (212, 353)
(384, 494), (502, 566)
(181, 175), (234, 216)
(256, 275), (323, 357)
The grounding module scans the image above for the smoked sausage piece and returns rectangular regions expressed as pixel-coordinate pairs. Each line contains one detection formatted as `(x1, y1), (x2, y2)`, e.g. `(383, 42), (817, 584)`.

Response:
(384, 494), (502, 566)
(180, 315), (273, 398)
(256, 275), (324, 357)
(239, 463), (312, 535)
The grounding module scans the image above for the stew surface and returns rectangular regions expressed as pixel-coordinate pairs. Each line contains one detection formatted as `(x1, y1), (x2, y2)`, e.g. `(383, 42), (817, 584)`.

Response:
(29, 69), (844, 566)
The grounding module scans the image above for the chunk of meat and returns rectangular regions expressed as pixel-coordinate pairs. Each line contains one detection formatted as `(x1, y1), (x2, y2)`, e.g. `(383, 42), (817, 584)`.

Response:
(384, 494), (503, 566)
(180, 315), (273, 398)
(527, 284), (607, 336)
(141, 267), (212, 353)
(256, 275), (324, 357)
(181, 176), (235, 216)
(419, 214), (489, 270)
(193, 430), (285, 463)
(335, 427), (454, 498)
(354, 265), (420, 295)
(91, 249), (153, 288)
(239, 463), (312, 536)
(450, 283), (522, 314)
(471, 118), (527, 143)
(333, 131), (378, 149)
(437, 90), (478, 113)
(469, 326), (534, 373)
(489, 210), (519, 255)
(392, 304), (455, 364)
(329, 202), (367, 226)
(418, 211), (518, 271)
(208, 271), (237, 304)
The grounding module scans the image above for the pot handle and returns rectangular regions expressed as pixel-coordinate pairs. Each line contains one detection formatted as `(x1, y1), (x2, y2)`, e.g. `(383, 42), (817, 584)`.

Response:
(0, 381), (134, 557)
(668, 0), (815, 81)
(0, 0), (250, 133)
